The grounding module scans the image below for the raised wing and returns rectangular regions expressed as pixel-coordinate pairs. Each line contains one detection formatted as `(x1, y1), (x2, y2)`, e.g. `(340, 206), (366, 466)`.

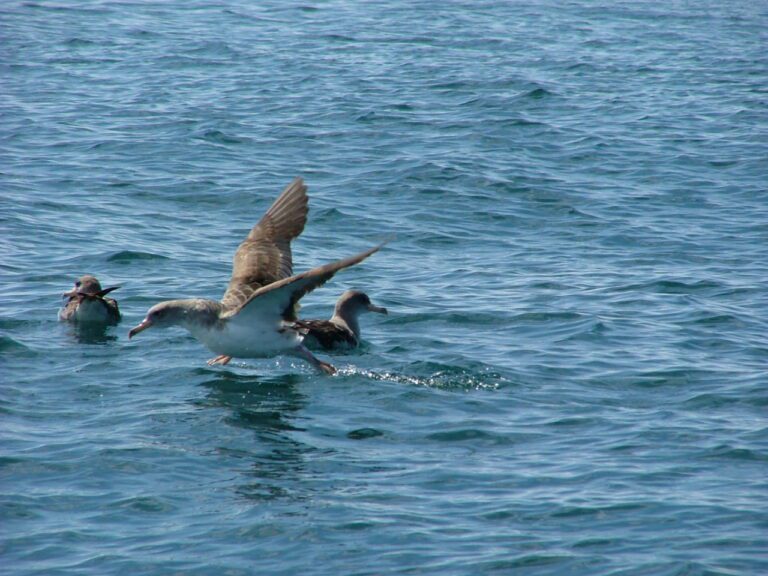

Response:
(222, 242), (386, 323)
(221, 177), (309, 309)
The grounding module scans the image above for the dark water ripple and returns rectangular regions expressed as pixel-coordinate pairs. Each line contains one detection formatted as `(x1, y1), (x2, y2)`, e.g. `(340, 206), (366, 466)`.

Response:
(2, 0), (768, 574)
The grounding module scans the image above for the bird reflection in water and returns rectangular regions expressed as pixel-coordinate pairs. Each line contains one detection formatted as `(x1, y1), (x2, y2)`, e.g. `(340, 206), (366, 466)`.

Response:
(64, 323), (119, 345)
(197, 370), (314, 502)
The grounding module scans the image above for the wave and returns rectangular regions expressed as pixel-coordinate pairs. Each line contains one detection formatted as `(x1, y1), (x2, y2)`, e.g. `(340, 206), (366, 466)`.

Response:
(106, 251), (170, 263)
(340, 360), (510, 391)
(0, 335), (32, 355)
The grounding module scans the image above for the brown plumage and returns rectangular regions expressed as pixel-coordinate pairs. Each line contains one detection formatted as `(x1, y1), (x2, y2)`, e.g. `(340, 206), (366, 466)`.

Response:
(297, 290), (388, 350)
(59, 275), (121, 325)
(299, 321), (358, 349)
(222, 246), (384, 322)
(221, 177), (308, 312)
(128, 177), (385, 374)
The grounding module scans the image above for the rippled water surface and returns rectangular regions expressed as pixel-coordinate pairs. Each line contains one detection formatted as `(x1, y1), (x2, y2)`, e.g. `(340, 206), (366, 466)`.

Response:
(2, 1), (767, 574)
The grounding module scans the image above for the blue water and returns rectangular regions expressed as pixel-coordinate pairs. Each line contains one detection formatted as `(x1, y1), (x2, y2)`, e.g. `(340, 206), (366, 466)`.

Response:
(2, 1), (767, 574)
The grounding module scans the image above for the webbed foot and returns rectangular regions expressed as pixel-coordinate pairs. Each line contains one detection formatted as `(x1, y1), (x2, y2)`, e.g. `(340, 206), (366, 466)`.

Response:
(317, 359), (337, 375)
(295, 345), (336, 375)
(207, 355), (232, 366)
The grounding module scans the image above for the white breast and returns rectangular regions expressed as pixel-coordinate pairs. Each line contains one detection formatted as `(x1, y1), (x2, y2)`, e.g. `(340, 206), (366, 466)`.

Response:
(188, 316), (302, 358)
(64, 299), (111, 323)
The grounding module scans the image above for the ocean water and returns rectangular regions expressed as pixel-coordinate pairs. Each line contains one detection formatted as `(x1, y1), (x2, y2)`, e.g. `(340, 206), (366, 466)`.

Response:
(2, 0), (767, 574)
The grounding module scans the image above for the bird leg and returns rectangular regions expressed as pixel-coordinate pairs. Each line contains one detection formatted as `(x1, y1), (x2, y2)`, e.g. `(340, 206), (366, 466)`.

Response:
(207, 355), (232, 366)
(295, 345), (336, 375)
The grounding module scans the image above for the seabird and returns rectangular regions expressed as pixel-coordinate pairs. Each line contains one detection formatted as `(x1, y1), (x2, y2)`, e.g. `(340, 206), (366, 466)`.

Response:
(128, 177), (384, 374)
(297, 290), (387, 350)
(58, 275), (121, 324)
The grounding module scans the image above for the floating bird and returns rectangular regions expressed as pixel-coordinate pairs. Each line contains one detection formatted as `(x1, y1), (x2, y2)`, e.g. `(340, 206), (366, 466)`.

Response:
(297, 290), (387, 350)
(58, 275), (121, 325)
(128, 177), (384, 374)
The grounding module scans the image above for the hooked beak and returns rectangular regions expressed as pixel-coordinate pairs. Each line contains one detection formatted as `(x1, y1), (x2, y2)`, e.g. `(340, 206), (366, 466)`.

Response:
(367, 304), (388, 315)
(128, 318), (152, 339)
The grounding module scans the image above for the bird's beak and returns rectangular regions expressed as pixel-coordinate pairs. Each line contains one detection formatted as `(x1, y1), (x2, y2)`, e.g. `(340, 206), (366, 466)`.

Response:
(128, 318), (152, 339)
(97, 286), (120, 297)
(368, 304), (388, 315)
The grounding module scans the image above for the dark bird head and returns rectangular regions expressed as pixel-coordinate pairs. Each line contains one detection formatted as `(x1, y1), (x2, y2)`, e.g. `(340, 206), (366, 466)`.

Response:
(63, 275), (120, 299)
(335, 290), (388, 318)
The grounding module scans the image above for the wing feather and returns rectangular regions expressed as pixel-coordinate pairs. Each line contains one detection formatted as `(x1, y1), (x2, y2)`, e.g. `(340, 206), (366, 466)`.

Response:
(296, 320), (358, 349)
(222, 242), (386, 323)
(221, 177), (309, 309)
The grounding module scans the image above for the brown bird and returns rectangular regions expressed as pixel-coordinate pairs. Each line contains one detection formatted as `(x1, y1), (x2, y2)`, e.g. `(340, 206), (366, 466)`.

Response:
(128, 177), (384, 374)
(297, 290), (388, 350)
(58, 275), (121, 325)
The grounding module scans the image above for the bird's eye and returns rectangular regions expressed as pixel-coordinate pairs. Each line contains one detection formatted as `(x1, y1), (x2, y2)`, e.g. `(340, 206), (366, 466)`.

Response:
(75, 281), (81, 287)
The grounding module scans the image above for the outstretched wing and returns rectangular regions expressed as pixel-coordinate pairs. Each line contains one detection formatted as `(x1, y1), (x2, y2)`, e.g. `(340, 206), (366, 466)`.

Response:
(221, 177), (309, 309)
(222, 242), (386, 323)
